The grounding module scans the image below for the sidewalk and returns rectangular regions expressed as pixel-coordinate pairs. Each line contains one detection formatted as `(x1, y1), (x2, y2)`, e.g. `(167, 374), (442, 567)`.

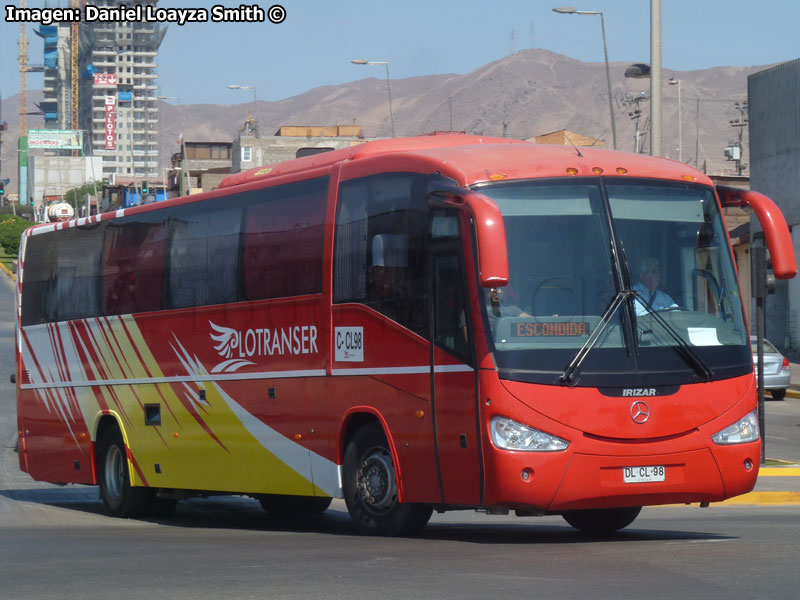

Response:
(787, 359), (800, 399)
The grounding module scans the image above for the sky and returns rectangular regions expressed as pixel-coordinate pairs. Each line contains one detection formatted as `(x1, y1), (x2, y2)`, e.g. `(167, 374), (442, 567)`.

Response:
(1, 0), (799, 107)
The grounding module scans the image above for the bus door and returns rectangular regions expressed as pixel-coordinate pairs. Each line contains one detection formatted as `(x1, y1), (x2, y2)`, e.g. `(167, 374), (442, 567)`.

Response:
(430, 212), (482, 506)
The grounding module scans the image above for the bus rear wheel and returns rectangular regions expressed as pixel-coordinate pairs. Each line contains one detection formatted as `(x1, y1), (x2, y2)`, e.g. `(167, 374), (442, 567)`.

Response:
(562, 506), (642, 535)
(97, 426), (151, 518)
(343, 424), (432, 536)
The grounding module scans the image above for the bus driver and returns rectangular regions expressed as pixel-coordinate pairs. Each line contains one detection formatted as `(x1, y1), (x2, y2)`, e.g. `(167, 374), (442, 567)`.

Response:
(633, 257), (678, 315)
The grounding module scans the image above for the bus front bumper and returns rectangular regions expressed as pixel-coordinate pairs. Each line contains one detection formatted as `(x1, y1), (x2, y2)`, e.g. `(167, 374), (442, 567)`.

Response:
(483, 442), (761, 512)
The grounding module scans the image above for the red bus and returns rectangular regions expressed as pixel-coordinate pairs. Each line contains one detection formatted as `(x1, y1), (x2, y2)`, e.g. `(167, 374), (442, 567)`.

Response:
(15, 134), (796, 535)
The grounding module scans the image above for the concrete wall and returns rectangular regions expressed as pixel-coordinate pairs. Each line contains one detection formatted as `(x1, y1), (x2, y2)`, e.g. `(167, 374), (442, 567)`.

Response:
(748, 58), (800, 351)
(28, 155), (104, 215)
(232, 135), (368, 173)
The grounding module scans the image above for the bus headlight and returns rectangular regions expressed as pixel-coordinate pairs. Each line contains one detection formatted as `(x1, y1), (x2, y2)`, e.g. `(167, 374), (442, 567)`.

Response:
(711, 410), (760, 445)
(490, 416), (569, 451)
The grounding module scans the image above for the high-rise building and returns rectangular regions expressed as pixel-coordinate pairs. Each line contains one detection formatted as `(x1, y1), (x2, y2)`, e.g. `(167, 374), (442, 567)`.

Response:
(36, 1), (166, 180)
(88, 0), (166, 179)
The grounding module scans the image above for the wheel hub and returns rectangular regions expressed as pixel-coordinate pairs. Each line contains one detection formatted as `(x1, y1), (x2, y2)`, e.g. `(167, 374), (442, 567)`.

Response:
(356, 448), (397, 513)
(104, 444), (124, 501)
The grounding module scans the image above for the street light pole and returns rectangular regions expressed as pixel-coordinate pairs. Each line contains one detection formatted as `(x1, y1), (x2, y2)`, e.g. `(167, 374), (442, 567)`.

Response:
(351, 59), (396, 138)
(552, 7), (617, 150)
(227, 84), (260, 137)
(650, 0), (662, 156)
(669, 78), (681, 162)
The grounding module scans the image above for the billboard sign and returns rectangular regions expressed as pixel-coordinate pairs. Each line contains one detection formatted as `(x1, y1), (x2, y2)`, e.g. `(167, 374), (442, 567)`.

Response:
(105, 96), (117, 150)
(94, 73), (118, 87)
(28, 129), (83, 150)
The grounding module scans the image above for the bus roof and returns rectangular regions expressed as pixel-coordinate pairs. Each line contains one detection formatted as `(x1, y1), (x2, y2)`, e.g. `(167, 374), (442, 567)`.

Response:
(27, 134), (714, 237)
(220, 133), (713, 189)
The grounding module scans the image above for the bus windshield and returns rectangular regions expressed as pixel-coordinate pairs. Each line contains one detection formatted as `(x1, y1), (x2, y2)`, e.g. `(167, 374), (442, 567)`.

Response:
(475, 177), (750, 387)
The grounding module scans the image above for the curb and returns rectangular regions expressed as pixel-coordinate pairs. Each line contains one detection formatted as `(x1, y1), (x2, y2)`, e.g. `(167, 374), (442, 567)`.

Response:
(716, 491), (800, 505)
(668, 468), (800, 506)
(0, 262), (16, 281)
(759, 467), (800, 476)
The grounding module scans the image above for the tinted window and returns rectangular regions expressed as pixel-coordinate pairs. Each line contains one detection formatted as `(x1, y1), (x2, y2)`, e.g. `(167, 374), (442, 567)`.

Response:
(20, 233), (59, 326)
(334, 173), (429, 337)
(21, 225), (106, 325)
(296, 147), (334, 158)
(167, 201), (242, 309)
(242, 177), (327, 300)
(103, 215), (168, 315)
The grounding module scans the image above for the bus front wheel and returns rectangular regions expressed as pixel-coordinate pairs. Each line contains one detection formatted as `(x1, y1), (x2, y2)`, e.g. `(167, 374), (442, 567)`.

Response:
(343, 424), (432, 536)
(562, 506), (642, 535)
(97, 426), (151, 518)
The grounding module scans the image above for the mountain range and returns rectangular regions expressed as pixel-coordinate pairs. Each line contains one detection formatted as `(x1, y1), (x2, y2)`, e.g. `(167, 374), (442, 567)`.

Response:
(0, 48), (768, 196)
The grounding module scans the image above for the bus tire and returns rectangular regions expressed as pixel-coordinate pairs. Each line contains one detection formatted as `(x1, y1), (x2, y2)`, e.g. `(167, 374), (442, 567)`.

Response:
(562, 506), (642, 535)
(259, 494), (332, 514)
(343, 424), (432, 536)
(97, 426), (151, 518)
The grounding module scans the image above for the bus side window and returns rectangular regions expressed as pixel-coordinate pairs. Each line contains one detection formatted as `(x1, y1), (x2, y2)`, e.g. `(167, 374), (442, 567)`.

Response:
(371, 232), (408, 302)
(434, 257), (471, 362)
(334, 173), (430, 339)
(54, 225), (105, 323)
(167, 203), (242, 310)
(242, 177), (327, 301)
(20, 235), (59, 325)
(102, 219), (168, 316)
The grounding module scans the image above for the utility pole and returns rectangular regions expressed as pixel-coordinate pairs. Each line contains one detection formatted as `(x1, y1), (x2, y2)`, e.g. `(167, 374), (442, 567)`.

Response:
(728, 100), (748, 176)
(616, 91), (649, 153)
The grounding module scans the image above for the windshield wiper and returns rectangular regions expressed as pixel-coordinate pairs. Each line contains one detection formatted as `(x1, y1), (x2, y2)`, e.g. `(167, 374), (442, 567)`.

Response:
(633, 291), (713, 381)
(560, 290), (634, 386)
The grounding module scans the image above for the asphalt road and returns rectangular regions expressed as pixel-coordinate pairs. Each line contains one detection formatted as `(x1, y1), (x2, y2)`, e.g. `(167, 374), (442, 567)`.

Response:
(2, 273), (800, 599)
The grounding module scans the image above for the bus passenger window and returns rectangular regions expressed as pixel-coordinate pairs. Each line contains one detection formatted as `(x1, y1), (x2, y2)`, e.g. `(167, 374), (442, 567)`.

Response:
(243, 177), (327, 301)
(168, 204), (242, 310)
(334, 173), (430, 339)
(102, 219), (168, 316)
(371, 233), (408, 299)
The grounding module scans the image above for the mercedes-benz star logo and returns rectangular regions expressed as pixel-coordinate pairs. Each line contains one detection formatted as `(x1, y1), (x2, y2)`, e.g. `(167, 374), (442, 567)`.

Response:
(630, 401), (651, 424)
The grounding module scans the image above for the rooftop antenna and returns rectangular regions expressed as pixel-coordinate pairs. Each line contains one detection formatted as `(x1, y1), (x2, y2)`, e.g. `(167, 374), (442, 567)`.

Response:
(565, 132), (584, 158)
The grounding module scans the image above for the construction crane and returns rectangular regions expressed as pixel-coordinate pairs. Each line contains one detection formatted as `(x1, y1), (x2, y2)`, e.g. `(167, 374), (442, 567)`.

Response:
(71, 0), (81, 157)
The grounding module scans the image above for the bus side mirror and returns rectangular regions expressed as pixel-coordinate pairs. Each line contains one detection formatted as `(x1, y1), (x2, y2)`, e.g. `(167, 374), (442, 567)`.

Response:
(428, 180), (509, 288)
(717, 185), (797, 280)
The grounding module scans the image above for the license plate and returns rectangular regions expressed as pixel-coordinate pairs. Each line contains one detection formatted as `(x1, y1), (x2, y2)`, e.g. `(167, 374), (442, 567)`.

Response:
(623, 465), (665, 483)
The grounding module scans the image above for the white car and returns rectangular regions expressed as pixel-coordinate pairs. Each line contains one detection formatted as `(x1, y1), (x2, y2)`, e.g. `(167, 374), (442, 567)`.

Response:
(751, 336), (791, 400)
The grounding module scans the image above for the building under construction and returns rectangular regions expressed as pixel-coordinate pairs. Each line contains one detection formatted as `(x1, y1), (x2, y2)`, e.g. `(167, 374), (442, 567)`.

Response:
(34, 0), (166, 180)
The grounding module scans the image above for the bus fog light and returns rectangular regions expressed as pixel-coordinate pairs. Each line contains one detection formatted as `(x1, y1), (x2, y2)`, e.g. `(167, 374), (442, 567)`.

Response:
(521, 468), (533, 481)
(711, 410), (760, 445)
(744, 459), (753, 471)
(490, 417), (569, 452)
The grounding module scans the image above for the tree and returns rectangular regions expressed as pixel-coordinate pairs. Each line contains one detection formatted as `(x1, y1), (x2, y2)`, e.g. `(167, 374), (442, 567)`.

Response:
(63, 180), (102, 210)
(0, 215), (34, 256)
